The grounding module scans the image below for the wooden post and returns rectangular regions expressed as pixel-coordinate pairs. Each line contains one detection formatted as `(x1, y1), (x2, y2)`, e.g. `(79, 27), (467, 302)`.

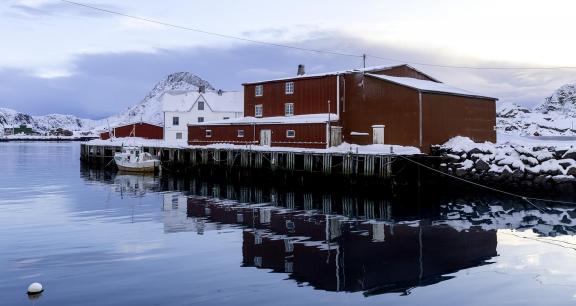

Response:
(304, 154), (313, 172)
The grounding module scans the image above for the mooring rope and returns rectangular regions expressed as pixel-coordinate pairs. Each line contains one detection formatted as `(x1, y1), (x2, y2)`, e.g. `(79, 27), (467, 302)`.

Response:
(396, 155), (576, 206)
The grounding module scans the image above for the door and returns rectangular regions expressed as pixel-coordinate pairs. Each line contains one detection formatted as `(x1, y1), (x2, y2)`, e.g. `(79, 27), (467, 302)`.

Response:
(260, 129), (272, 146)
(372, 125), (385, 144)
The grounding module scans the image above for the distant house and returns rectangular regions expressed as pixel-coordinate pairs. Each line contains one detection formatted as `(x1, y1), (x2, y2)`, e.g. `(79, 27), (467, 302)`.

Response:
(188, 64), (497, 152)
(4, 124), (35, 136)
(162, 87), (243, 142)
(100, 122), (163, 140)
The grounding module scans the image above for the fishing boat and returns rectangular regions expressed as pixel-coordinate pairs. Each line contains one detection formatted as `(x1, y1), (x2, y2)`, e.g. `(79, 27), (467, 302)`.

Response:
(113, 147), (160, 173)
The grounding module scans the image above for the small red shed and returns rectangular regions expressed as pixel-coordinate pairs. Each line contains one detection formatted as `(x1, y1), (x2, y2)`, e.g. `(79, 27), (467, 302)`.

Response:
(100, 122), (164, 140)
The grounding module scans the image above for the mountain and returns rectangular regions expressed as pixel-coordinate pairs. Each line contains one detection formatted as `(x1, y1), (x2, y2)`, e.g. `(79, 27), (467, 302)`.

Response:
(497, 84), (576, 136)
(102, 72), (214, 128)
(0, 107), (101, 134)
(0, 72), (214, 134)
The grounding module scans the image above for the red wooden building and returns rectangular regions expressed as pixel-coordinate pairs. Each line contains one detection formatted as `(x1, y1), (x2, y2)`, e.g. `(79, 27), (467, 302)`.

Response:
(188, 64), (497, 152)
(100, 122), (164, 140)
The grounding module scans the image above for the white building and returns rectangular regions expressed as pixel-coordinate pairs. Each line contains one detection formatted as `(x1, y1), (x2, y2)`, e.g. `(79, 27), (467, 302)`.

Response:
(162, 88), (243, 142)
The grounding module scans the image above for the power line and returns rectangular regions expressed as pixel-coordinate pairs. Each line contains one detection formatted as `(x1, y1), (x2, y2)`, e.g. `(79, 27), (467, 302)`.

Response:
(59, 0), (361, 59)
(60, 0), (576, 70)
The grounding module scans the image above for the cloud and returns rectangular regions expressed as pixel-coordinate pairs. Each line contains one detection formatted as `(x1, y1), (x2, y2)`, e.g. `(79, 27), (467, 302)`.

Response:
(1, 31), (574, 119)
(8, 0), (122, 18)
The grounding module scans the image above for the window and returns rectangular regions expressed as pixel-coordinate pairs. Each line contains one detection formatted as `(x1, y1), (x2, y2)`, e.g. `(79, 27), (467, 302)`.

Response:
(176, 132), (182, 139)
(284, 103), (294, 116)
(172, 116), (179, 126)
(255, 104), (263, 117)
(198, 101), (205, 110)
(255, 85), (263, 97)
(223, 117), (230, 120)
(205, 130), (212, 138)
(237, 130), (245, 138)
(198, 117), (204, 123)
(285, 82), (294, 94)
(286, 130), (295, 138)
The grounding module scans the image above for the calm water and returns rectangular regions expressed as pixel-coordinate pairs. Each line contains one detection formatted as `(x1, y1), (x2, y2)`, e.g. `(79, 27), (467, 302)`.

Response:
(1, 142), (576, 305)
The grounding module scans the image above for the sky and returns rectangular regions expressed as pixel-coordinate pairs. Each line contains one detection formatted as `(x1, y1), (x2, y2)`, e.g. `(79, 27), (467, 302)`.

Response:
(1, 0), (576, 119)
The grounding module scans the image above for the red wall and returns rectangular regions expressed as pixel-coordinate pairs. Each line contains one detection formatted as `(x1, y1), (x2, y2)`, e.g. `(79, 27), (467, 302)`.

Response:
(244, 75), (337, 117)
(188, 123), (327, 149)
(100, 123), (163, 140)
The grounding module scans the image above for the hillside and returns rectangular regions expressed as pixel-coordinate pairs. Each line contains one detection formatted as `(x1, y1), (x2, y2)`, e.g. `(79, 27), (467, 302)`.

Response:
(0, 72), (213, 134)
(497, 84), (576, 136)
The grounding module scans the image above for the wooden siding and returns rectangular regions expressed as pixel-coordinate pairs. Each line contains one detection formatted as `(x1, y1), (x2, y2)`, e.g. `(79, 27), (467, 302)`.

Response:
(422, 93), (496, 150)
(340, 74), (421, 147)
(100, 123), (164, 140)
(370, 65), (438, 82)
(188, 123), (327, 149)
(244, 75), (337, 117)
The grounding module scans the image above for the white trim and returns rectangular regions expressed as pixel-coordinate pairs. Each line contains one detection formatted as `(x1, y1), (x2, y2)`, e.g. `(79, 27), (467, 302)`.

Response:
(206, 129), (212, 138)
(237, 129), (245, 138)
(255, 85), (263, 97)
(286, 129), (296, 138)
(418, 91), (423, 147)
(285, 82), (294, 95)
(336, 75), (340, 117)
(284, 103), (294, 116)
(255, 104), (263, 117)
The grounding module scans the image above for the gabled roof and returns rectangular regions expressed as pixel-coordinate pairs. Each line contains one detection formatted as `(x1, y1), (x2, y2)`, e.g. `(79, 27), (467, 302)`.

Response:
(366, 74), (498, 100)
(242, 64), (437, 85)
(162, 90), (243, 113)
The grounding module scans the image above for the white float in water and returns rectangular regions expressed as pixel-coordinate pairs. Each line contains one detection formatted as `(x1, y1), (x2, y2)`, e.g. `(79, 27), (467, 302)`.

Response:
(27, 283), (43, 295)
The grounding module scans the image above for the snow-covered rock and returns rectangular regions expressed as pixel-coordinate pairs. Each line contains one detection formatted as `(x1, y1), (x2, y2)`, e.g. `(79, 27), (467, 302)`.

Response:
(497, 84), (576, 136)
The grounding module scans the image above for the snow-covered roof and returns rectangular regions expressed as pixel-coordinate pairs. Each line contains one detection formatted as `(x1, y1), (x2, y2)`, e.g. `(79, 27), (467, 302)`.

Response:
(188, 113), (338, 126)
(242, 64), (439, 85)
(162, 90), (243, 113)
(366, 74), (497, 100)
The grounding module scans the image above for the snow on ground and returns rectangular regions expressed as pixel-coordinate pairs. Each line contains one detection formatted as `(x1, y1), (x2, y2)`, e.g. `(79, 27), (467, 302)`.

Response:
(85, 138), (421, 155)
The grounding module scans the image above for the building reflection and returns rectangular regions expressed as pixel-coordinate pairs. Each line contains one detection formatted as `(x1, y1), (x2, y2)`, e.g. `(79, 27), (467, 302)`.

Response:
(185, 197), (497, 295)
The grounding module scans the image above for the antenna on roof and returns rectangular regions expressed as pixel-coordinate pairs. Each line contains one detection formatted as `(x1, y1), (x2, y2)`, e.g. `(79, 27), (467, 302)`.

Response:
(362, 54), (366, 68)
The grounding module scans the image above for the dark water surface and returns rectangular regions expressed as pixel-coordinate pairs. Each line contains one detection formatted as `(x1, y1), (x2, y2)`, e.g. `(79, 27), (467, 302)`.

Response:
(1, 142), (576, 305)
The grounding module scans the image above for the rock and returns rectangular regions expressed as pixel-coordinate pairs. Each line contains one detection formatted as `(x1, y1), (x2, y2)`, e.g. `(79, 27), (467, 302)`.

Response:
(519, 155), (539, 166)
(552, 175), (575, 183)
(559, 160), (574, 169)
(468, 148), (486, 155)
(567, 166), (576, 176)
(512, 169), (524, 179)
(562, 149), (576, 160)
(474, 159), (490, 172)
(534, 175), (548, 185)
(455, 168), (468, 177)
(445, 153), (460, 162)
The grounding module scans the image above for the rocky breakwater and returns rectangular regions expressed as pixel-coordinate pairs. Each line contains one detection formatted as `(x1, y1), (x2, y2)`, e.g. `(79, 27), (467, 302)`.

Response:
(432, 136), (576, 191)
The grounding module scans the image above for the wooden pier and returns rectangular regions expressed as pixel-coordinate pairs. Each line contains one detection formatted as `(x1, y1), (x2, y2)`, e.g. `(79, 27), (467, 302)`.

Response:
(79, 143), (426, 186)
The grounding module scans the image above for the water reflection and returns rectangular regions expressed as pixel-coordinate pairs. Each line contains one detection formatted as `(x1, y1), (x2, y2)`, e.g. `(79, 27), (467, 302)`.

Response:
(78, 167), (576, 298)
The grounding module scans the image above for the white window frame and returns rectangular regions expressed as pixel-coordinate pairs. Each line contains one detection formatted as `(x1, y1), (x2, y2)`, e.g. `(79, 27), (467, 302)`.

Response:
(255, 104), (263, 117)
(284, 103), (294, 116)
(286, 130), (296, 138)
(198, 117), (204, 123)
(175, 132), (182, 140)
(285, 82), (294, 95)
(237, 130), (245, 138)
(172, 116), (179, 126)
(255, 85), (263, 97)
(205, 130), (212, 138)
(197, 101), (205, 110)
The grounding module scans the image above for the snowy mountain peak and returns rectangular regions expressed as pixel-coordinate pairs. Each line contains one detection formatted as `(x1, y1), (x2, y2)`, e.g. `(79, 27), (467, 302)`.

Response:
(144, 72), (215, 101)
(533, 83), (576, 115)
(106, 72), (214, 127)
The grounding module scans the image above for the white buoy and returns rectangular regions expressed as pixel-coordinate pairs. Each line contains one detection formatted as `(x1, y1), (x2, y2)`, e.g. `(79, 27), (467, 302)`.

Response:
(27, 282), (43, 295)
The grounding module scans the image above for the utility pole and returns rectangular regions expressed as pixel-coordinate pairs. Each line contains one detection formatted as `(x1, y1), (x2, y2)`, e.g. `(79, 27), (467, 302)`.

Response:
(362, 54), (366, 68)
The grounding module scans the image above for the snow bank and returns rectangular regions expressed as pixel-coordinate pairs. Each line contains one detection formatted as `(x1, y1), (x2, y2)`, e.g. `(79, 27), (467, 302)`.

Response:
(85, 138), (421, 155)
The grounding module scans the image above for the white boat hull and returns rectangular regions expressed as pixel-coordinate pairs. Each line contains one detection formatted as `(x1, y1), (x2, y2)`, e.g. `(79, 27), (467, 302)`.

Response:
(116, 160), (159, 173)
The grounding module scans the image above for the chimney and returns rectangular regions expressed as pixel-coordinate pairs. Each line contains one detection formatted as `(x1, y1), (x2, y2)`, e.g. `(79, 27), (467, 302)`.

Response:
(198, 85), (206, 93)
(297, 64), (305, 76)
(217, 89), (223, 96)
